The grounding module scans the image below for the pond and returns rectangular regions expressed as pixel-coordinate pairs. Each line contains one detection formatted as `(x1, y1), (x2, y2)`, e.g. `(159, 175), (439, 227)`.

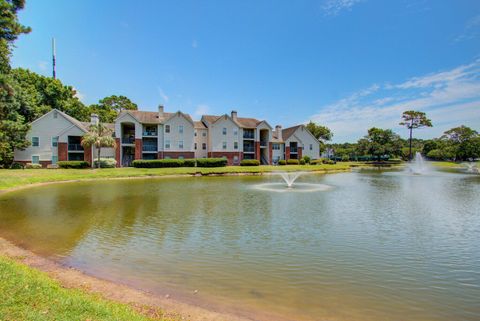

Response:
(0, 169), (479, 321)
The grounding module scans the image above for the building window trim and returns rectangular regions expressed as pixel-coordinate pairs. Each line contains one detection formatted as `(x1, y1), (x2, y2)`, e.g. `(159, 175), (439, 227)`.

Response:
(32, 137), (39, 147)
(51, 136), (58, 147)
(165, 125), (170, 133)
(31, 155), (40, 164)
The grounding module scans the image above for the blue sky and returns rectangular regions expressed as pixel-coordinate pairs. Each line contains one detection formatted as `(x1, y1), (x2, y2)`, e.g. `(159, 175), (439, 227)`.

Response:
(12, 0), (480, 142)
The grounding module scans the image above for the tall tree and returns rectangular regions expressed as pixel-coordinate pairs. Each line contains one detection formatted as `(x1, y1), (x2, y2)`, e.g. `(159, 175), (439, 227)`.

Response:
(0, 0), (31, 167)
(306, 121), (333, 141)
(399, 110), (432, 161)
(89, 95), (137, 123)
(357, 127), (403, 160)
(81, 123), (116, 168)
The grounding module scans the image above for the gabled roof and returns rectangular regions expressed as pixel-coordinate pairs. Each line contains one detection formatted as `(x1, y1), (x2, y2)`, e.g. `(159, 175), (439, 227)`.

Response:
(163, 111), (195, 126)
(201, 114), (265, 129)
(116, 110), (194, 125)
(282, 125), (302, 141)
(194, 121), (207, 129)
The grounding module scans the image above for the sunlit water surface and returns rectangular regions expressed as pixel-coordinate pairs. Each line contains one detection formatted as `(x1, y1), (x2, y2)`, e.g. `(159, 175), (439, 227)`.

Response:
(0, 169), (479, 320)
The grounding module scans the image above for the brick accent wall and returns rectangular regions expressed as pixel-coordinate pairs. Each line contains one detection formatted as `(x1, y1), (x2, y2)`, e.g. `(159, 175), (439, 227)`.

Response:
(255, 141), (260, 161)
(208, 151), (243, 165)
(162, 151), (195, 159)
(285, 146), (291, 161)
(134, 139), (142, 160)
(298, 147), (303, 160)
(84, 146), (92, 166)
(115, 138), (121, 167)
(58, 142), (68, 161)
(268, 142), (273, 165)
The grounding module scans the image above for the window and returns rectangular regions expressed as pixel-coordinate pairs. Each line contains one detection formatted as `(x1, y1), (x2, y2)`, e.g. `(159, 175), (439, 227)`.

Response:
(165, 140), (170, 149)
(32, 137), (39, 147)
(194, 131), (197, 137)
(273, 143), (280, 150)
(52, 156), (58, 164)
(310, 144), (313, 150)
(222, 142), (227, 150)
(222, 127), (227, 135)
(32, 156), (39, 164)
(52, 136), (58, 147)
(233, 129), (238, 136)
(202, 143), (206, 150)
(179, 125), (184, 134)
(202, 132), (207, 137)
(234, 142), (238, 149)
(165, 125), (170, 133)
(178, 140), (184, 149)
(234, 156), (239, 162)
(194, 143), (197, 150)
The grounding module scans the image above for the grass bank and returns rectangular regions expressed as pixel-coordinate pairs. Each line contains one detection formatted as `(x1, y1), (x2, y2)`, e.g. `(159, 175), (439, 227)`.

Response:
(0, 255), (170, 321)
(0, 163), (365, 191)
(430, 161), (477, 168)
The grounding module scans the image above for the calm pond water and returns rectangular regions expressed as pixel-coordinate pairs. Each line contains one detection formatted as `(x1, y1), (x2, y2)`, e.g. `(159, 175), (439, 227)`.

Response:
(0, 169), (479, 321)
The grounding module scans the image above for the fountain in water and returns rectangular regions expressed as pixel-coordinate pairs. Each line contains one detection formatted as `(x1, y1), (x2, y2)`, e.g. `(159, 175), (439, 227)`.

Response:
(407, 152), (428, 175)
(464, 163), (479, 174)
(278, 171), (303, 188)
(252, 171), (332, 193)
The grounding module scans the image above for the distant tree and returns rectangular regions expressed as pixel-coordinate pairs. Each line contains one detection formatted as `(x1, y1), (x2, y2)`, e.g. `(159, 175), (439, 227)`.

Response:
(90, 95), (138, 123)
(0, 0), (31, 167)
(399, 110), (432, 160)
(306, 121), (333, 141)
(357, 127), (403, 160)
(441, 126), (480, 161)
(81, 123), (116, 168)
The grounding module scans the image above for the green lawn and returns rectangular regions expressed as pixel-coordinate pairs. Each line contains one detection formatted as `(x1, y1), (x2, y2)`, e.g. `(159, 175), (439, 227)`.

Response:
(430, 161), (477, 168)
(0, 163), (363, 191)
(0, 255), (169, 321)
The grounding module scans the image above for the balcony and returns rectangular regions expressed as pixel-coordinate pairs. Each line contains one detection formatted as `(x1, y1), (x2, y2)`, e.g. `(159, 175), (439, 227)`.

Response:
(143, 131), (157, 137)
(243, 146), (255, 153)
(243, 131), (255, 139)
(122, 136), (135, 144)
(142, 145), (157, 152)
(290, 147), (298, 154)
(68, 144), (83, 151)
(260, 140), (268, 147)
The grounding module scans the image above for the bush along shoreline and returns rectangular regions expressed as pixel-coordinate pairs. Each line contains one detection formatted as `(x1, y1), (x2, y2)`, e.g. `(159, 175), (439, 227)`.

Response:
(132, 158), (228, 168)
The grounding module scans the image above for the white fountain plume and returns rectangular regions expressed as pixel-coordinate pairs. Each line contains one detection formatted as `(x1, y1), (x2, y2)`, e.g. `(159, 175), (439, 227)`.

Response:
(277, 171), (303, 188)
(464, 162), (479, 174)
(407, 152), (429, 175)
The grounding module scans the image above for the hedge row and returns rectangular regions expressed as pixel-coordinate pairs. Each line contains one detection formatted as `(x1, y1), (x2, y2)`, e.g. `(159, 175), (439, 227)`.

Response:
(57, 161), (90, 169)
(240, 159), (260, 166)
(132, 158), (227, 168)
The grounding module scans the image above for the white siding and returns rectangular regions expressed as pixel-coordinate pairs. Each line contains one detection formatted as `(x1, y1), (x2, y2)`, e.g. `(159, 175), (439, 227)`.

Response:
(285, 126), (320, 159)
(14, 110), (85, 162)
(194, 128), (208, 158)
(209, 116), (241, 152)
(163, 114), (194, 152)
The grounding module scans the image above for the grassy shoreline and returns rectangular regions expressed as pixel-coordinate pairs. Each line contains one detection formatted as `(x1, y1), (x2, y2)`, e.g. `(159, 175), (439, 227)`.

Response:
(0, 255), (171, 321)
(0, 163), (365, 192)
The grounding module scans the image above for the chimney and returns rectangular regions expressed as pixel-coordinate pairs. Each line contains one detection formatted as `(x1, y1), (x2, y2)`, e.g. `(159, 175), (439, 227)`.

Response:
(90, 113), (99, 125)
(158, 105), (164, 118)
(231, 110), (238, 121)
(275, 125), (282, 141)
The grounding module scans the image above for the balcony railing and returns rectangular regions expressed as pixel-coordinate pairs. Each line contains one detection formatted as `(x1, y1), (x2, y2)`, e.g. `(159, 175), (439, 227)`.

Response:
(122, 136), (135, 144)
(142, 145), (157, 152)
(243, 146), (255, 153)
(143, 131), (157, 136)
(68, 144), (83, 151)
(260, 140), (268, 147)
(290, 148), (298, 154)
(243, 132), (255, 139)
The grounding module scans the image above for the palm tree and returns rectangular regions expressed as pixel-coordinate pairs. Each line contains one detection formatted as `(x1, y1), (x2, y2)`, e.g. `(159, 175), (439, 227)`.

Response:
(81, 123), (116, 168)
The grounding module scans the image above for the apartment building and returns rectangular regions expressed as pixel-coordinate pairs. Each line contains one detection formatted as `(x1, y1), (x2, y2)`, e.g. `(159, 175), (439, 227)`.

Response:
(14, 106), (321, 167)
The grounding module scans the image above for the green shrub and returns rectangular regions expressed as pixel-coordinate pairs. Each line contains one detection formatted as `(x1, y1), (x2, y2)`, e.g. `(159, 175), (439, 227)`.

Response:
(25, 163), (42, 169)
(132, 159), (184, 168)
(58, 161), (90, 169)
(299, 159), (306, 165)
(10, 162), (24, 169)
(302, 155), (311, 164)
(93, 158), (117, 168)
(183, 159), (196, 167)
(196, 158), (227, 167)
(341, 155), (350, 162)
(310, 159), (323, 165)
(278, 160), (286, 165)
(240, 159), (260, 166)
(287, 159), (299, 165)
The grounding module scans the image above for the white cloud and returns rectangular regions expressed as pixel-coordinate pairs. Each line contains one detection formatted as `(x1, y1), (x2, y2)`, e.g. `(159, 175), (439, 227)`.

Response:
(192, 40), (198, 49)
(38, 61), (48, 71)
(322, 0), (363, 16)
(310, 59), (480, 142)
(157, 87), (169, 102)
(454, 14), (480, 43)
(194, 104), (209, 117)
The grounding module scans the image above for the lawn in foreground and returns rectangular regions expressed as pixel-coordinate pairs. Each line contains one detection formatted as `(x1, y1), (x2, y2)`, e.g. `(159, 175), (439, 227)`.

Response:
(0, 256), (169, 321)
(0, 163), (361, 191)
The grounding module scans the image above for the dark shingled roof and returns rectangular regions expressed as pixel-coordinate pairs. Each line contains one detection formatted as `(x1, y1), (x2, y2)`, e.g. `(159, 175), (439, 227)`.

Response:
(282, 125), (302, 141)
